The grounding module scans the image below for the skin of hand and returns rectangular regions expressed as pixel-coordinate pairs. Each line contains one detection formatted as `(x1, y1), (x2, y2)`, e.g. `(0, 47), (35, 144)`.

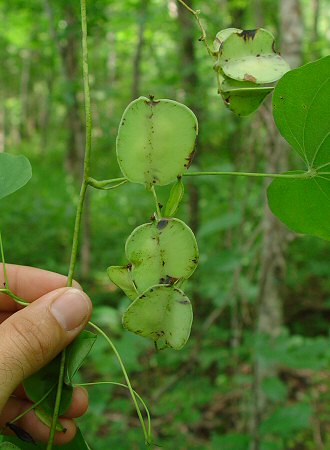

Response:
(0, 264), (93, 445)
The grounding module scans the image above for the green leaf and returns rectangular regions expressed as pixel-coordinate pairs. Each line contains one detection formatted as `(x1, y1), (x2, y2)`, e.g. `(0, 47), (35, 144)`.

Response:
(260, 403), (312, 437)
(64, 331), (97, 385)
(0, 153), (32, 200)
(217, 28), (290, 84)
(122, 285), (193, 350)
(163, 178), (185, 217)
(267, 171), (330, 241)
(116, 97), (198, 188)
(23, 356), (73, 416)
(107, 265), (138, 300)
(220, 76), (273, 116)
(0, 443), (22, 449)
(272, 56), (330, 168)
(125, 218), (198, 293)
(268, 56), (330, 240)
(4, 428), (89, 450)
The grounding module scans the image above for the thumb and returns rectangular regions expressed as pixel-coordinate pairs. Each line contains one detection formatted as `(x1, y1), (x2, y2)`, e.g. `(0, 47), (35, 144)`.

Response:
(0, 287), (92, 411)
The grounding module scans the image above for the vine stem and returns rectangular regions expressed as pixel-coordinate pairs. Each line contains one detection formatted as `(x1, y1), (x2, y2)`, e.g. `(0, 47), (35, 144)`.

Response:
(183, 171), (312, 179)
(47, 0), (92, 447)
(0, 289), (29, 306)
(88, 321), (151, 446)
(10, 385), (55, 424)
(86, 170), (311, 190)
(177, 0), (214, 58)
(74, 381), (151, 438)
(151, 186), (162, 218)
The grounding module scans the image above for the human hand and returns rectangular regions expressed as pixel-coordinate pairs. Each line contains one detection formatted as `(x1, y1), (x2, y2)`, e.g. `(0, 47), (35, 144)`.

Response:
(0, 264), (92, 445)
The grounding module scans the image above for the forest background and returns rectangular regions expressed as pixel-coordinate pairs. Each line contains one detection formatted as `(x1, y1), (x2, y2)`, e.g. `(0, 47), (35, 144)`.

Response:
(0, 0), (329, 449)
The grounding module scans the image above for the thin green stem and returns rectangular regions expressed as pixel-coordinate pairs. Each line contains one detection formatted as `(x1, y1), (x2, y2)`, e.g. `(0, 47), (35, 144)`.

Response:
(0, 230), (9, 289)
(183, 171), (311, 179)
(0, 288), (29, 306)
(47, 351), (66, 449)
(177, 0), (214, 58)
(88, 177), (128, 190)
(11, 385), (55, 423)
(151, 186), (162, 218)
(88, 321), (151, 445)
(47, 0), (92, 447)
(75, 382), (151, 437)
(67, 181), (88, 285)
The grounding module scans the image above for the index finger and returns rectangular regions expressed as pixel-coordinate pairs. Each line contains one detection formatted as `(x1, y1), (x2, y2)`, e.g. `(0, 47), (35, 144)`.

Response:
(0, 264), (81, 312)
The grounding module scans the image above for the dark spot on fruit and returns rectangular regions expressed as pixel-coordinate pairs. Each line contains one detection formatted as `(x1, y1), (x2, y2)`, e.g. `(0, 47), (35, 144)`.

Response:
(238, 29), (257, 41)
(178, 299), (189, 305)
(157, 219), (169, 230)
(159, 275), (179, 285)
(243, 73), (257, 83)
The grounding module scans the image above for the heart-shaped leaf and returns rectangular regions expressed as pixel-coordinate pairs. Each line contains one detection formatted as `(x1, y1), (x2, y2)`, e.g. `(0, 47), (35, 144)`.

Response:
(65, 331), (97, 385)
(107, 265), (138, 300)
(122, 285), (193, 350)
(268, 56), (330, 240)
(220, 76), (273, 116)
(217, 28), (290, 84)
(23, 356), (73, 416)
(0, 153), (32, 200)
(116, 97), (198, 188)
(125, 218), (198, 293)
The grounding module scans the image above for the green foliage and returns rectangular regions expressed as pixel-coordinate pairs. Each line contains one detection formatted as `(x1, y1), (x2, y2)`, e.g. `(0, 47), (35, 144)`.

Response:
(23, 356), (73, 416)
(0, 444), (21, 450)
(4, 428), (89, 450)
(268, 56), (330, 240)
(65, 330), (97, 385)
(116, 96), (198, 188)
(0, 153), (32, 200)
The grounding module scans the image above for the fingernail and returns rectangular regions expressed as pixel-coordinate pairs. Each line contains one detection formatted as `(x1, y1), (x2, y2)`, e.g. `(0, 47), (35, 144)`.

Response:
(50, 289), (91, 331)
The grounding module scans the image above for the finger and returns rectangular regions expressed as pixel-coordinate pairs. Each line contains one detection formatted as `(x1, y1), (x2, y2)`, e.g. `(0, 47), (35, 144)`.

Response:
(62, 387), (89, 418)
(0, 287), (92, 412)
(0, 397), (76, 445)
(0, 264), (82, 312)
(12, 387), (88, 418)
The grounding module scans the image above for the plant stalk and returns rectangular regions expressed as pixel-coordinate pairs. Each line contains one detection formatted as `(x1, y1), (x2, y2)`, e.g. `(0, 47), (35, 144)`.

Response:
(47, 0), (92, 447)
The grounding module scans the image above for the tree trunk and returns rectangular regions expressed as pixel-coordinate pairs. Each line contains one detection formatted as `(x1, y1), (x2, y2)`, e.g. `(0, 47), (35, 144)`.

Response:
(251, 1), (303, 448)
